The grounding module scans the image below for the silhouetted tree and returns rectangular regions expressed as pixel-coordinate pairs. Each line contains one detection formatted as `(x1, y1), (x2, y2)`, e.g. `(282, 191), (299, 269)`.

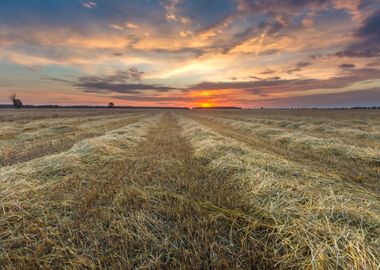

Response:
(108, 102), (115, 108)
(9, 94), (23, 109)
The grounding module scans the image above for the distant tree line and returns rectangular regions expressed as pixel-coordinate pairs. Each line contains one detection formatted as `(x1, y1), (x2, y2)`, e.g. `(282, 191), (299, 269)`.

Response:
(1, 104), (379, 110)
(0, 104), (191, 110)
(287, 107), (380, 110)
(2, 94), (379, 110)
(350, 106), (380, 109)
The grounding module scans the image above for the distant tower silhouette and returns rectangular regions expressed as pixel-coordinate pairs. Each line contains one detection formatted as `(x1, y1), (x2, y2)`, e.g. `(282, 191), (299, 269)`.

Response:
(9, 94), (23, 109)
(108, 102), (115, 108)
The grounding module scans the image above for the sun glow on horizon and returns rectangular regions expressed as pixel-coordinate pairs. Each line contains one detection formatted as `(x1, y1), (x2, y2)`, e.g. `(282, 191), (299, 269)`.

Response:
(1, 1), (379, 108)
(199, 102), (213, 108)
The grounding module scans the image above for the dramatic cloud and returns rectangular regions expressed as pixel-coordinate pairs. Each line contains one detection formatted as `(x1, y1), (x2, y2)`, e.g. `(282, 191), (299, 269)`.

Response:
(356, 8), (380, 38)
(162, 0), (190, 24)
(336, 9), (380, 57)
(78, 82), (177, 94)
(73, 68), (177, 94)
(112, 94), (198, 102)
(261, 88), (380, 108)
(236, 0), (364, 16)
(0, 0), (379, 107)
(189, 68), (380, 94)
(78, 68), (145, 84)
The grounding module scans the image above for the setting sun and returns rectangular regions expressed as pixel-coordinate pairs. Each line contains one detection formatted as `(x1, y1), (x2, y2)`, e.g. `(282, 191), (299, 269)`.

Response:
(199, 102), (213, 108)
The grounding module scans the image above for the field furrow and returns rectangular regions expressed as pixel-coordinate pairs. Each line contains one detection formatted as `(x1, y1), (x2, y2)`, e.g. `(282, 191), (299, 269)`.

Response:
(0, 112), (262, 268)
(0, 112), (147, 167)
(199, 112), (380, 149)
(0, 114), (160, 196)
(0, 110), (379, 269)
(0, 114), (162, 268)
(185, 113), (380, 191)
(178, 114), (380, 269)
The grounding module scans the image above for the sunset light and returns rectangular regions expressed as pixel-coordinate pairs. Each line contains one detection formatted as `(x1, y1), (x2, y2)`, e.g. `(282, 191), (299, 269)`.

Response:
(1, 1), (380, 268)
(0, 0), (379, 108)
(199, 102), (213, 108)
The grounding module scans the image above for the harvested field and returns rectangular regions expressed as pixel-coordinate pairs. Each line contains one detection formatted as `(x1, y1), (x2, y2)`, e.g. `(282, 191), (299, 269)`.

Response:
(0, 112), (148, 167)
(0, 109), (379, 269)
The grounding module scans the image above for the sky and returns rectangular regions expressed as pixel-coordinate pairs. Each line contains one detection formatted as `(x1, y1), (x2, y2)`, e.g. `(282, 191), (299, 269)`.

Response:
(1, 0), (380, 108)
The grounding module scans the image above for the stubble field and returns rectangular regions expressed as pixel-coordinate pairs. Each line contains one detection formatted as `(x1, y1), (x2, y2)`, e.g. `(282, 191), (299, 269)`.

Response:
(0, 108), (379, 269)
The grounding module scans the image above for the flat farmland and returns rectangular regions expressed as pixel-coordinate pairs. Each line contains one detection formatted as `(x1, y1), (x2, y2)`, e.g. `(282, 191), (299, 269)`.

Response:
(0, 109), (379, 269)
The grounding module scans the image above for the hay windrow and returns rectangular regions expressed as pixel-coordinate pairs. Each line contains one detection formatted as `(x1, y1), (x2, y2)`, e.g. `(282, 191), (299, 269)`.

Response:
(0, 114), (160, 198)
(0, 110), (379, 269)
(178, 115), (380, 269)
(195, 114), (379, 161)
(186, 112), (380, 191)
(0, 112), (147, 167)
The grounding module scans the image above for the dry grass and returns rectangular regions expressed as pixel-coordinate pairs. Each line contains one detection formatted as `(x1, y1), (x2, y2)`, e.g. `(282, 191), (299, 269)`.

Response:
(0, 109), (379, 269)
(0, 111), (147, 167)
(178, 115), (380, 269)
(0, 108), (144, 122)
(0, 114), (161, 267)
(186, 110), (380, 191)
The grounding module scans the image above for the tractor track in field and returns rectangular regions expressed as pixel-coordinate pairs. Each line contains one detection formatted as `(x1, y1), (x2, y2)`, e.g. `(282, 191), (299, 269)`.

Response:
(1, 112), (379, 269)
(113, 112), (273, 268)
(185, 113), (380, 192)
(0, 112), (273, 269)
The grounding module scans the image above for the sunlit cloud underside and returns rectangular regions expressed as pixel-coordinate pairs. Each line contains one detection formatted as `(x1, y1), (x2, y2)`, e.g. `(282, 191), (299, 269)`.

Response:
(1, 0), (380, 107)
